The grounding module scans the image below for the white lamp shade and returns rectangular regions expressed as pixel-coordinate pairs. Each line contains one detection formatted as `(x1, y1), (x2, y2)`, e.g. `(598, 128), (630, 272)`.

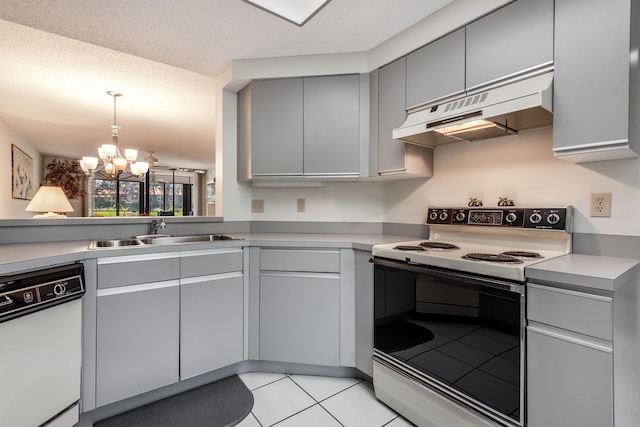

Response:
(105, 162), (116, 176)
(82, 156), (99, 171)
(112, 157), (128, 171)
(124, 149), (138, 161)
(101, 144), (117, 158)
(25, 186), (74, 218)
(135, 161), (149, 174)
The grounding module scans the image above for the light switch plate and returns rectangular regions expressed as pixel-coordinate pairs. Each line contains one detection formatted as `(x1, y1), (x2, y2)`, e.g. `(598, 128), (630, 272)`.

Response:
(252, 199), (264, 213)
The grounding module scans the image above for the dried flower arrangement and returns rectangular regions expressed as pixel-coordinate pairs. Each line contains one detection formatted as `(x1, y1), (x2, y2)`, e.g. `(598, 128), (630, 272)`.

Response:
(44, 158), (86, 200)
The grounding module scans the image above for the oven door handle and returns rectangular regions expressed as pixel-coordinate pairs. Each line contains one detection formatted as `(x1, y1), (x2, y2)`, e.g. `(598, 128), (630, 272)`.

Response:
(370, 256), (522, 293)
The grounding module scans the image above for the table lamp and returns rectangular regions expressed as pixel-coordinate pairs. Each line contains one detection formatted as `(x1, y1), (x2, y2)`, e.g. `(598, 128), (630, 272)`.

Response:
(25, 185), (74, 218)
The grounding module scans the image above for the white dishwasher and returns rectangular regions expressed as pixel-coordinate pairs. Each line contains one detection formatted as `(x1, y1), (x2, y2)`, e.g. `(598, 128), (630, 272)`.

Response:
(0, 263), (85, 427)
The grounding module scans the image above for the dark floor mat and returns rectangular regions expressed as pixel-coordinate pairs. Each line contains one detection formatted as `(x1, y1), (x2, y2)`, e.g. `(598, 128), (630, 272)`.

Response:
(376, 320), (435, 353)
(95, 375), (253, 427)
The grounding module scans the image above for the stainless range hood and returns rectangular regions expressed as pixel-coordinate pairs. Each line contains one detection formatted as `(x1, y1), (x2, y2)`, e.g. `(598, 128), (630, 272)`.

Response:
(393, 71), (553, 147)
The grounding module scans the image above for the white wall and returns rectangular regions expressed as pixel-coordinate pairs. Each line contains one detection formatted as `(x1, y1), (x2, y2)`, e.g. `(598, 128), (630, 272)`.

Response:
(383, 128), (640, 236)
(222, 124), (640, 236)
(0, 118), (42, 218)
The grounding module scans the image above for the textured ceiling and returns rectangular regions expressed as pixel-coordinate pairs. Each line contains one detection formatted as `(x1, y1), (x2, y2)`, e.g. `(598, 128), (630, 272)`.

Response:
(0, 0), (484, 170)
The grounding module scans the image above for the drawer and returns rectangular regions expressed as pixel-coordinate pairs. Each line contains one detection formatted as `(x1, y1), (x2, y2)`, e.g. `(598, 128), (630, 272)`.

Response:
(260, 249), (340, 273)
(527, 283), (612, 341)
(180, 248), (244, 278)
(97, 253), (180, 289)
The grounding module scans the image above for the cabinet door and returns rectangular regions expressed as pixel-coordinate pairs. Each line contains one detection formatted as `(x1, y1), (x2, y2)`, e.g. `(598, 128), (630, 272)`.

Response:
(259, 272), (340, 366)
(527, 326), (613, 427)
(303, 75), (360, 176)
(466, 0), (554, 89)
(378, 57), (408, 173)
(406, 28), (465, 109)
(553, 0), (630, 154)
(250, 78), (304, 176)
(96, 281), (179, 407)
(180, 273), (244, 380)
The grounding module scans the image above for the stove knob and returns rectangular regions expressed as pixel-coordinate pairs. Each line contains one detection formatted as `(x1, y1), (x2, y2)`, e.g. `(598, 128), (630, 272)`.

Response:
(429, 211), (438, 221)
(439, 211), (449, 221)
(455, 212), (466, 222)
(505, 212), (518, 223)
(530, 213), (542, 224)
(547, 213), (561, 225)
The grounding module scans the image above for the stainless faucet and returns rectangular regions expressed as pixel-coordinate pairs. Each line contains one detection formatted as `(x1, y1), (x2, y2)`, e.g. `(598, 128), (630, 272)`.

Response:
(150, 218), (167, 235)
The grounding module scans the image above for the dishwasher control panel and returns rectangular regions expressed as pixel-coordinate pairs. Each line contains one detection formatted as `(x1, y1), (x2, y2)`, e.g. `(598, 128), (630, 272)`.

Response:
(0, 263), (85, 323)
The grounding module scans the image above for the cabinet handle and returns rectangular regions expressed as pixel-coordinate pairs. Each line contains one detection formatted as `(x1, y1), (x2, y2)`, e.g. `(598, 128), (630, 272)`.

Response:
(180, 272), (243, 285)
(528, 282), (612, 303)
(527, 325), (612, 353)
(97, 280), (179, 297)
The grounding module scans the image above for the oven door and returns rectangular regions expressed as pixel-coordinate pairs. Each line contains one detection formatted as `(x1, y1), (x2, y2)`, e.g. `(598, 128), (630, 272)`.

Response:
(372, 258), (525, 427)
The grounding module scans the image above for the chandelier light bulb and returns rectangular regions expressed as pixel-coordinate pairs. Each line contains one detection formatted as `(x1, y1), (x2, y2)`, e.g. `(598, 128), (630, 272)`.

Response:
(105, 162), (116, 177)
(113, 157), (128, 171)
(102, 144), (117, 159)
(124, 149), (138, 161)
(82, 156), (99, 171)
(135, 161), (149, 175)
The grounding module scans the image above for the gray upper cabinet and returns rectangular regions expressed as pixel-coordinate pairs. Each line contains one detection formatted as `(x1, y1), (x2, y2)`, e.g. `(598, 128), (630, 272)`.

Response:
(466, 0), (554, 89)
(553, 0), (639, 162)
(238, 74), (367, 180)
(406, 28), (465, 109)
(239, 78), (304, 178)
(374, 58), (433, 178)
(304, 75), (360, 176)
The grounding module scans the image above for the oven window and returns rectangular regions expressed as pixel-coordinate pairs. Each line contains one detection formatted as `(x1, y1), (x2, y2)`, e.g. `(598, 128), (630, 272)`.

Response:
(374, 263), (522, 423)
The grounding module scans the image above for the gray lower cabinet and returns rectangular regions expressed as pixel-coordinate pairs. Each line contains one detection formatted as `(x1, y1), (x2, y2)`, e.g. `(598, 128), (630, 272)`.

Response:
(96, 280), (180, 407)
(354, 250), (374, 377)
(180, 272), (244, 380)
(179, 248), (245, 380)
(527, 327), (613, 427)
(256, 248), (354, 367)
(465, 0), (554, 89)
(94, 248), (245, 407)
(259, 272), (340, 366)
(526, 283), (614, 427)
(552, 0), (639, 162)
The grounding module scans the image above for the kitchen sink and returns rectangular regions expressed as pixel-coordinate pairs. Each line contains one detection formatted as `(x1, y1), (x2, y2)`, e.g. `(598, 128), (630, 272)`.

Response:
(88, 234), (243, 249)
(89, 238), (144, 248)
(140, 234), (241, 245)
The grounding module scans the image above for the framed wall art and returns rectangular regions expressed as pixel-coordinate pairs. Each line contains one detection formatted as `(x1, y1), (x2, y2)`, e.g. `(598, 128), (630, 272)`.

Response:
(11, 144), (33, 200)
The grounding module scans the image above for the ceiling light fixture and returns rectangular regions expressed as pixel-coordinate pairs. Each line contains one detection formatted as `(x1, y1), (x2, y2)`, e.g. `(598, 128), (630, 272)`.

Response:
(79, 91), (149, 179)
(243, 0), (331, 26)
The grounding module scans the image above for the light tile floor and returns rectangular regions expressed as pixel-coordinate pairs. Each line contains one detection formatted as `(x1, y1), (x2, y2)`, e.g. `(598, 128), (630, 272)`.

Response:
(237, 372), (415, 427)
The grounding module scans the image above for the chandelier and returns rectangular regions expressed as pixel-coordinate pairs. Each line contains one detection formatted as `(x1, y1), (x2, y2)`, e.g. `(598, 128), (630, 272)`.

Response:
(79, 91), (149, 179)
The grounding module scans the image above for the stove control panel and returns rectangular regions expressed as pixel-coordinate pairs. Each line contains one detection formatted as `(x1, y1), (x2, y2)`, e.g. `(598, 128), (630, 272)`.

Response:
(427, 207), (571, 231)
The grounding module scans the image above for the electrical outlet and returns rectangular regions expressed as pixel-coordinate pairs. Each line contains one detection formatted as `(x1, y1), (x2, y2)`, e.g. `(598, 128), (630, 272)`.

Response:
(297, 198), (306, 213)
(590, 193), (611, 217)
(251, 199), (264, 213)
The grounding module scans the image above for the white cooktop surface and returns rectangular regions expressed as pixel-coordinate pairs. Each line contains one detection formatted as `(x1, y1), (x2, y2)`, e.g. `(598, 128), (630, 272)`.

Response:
(372, 239), (568, 282)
